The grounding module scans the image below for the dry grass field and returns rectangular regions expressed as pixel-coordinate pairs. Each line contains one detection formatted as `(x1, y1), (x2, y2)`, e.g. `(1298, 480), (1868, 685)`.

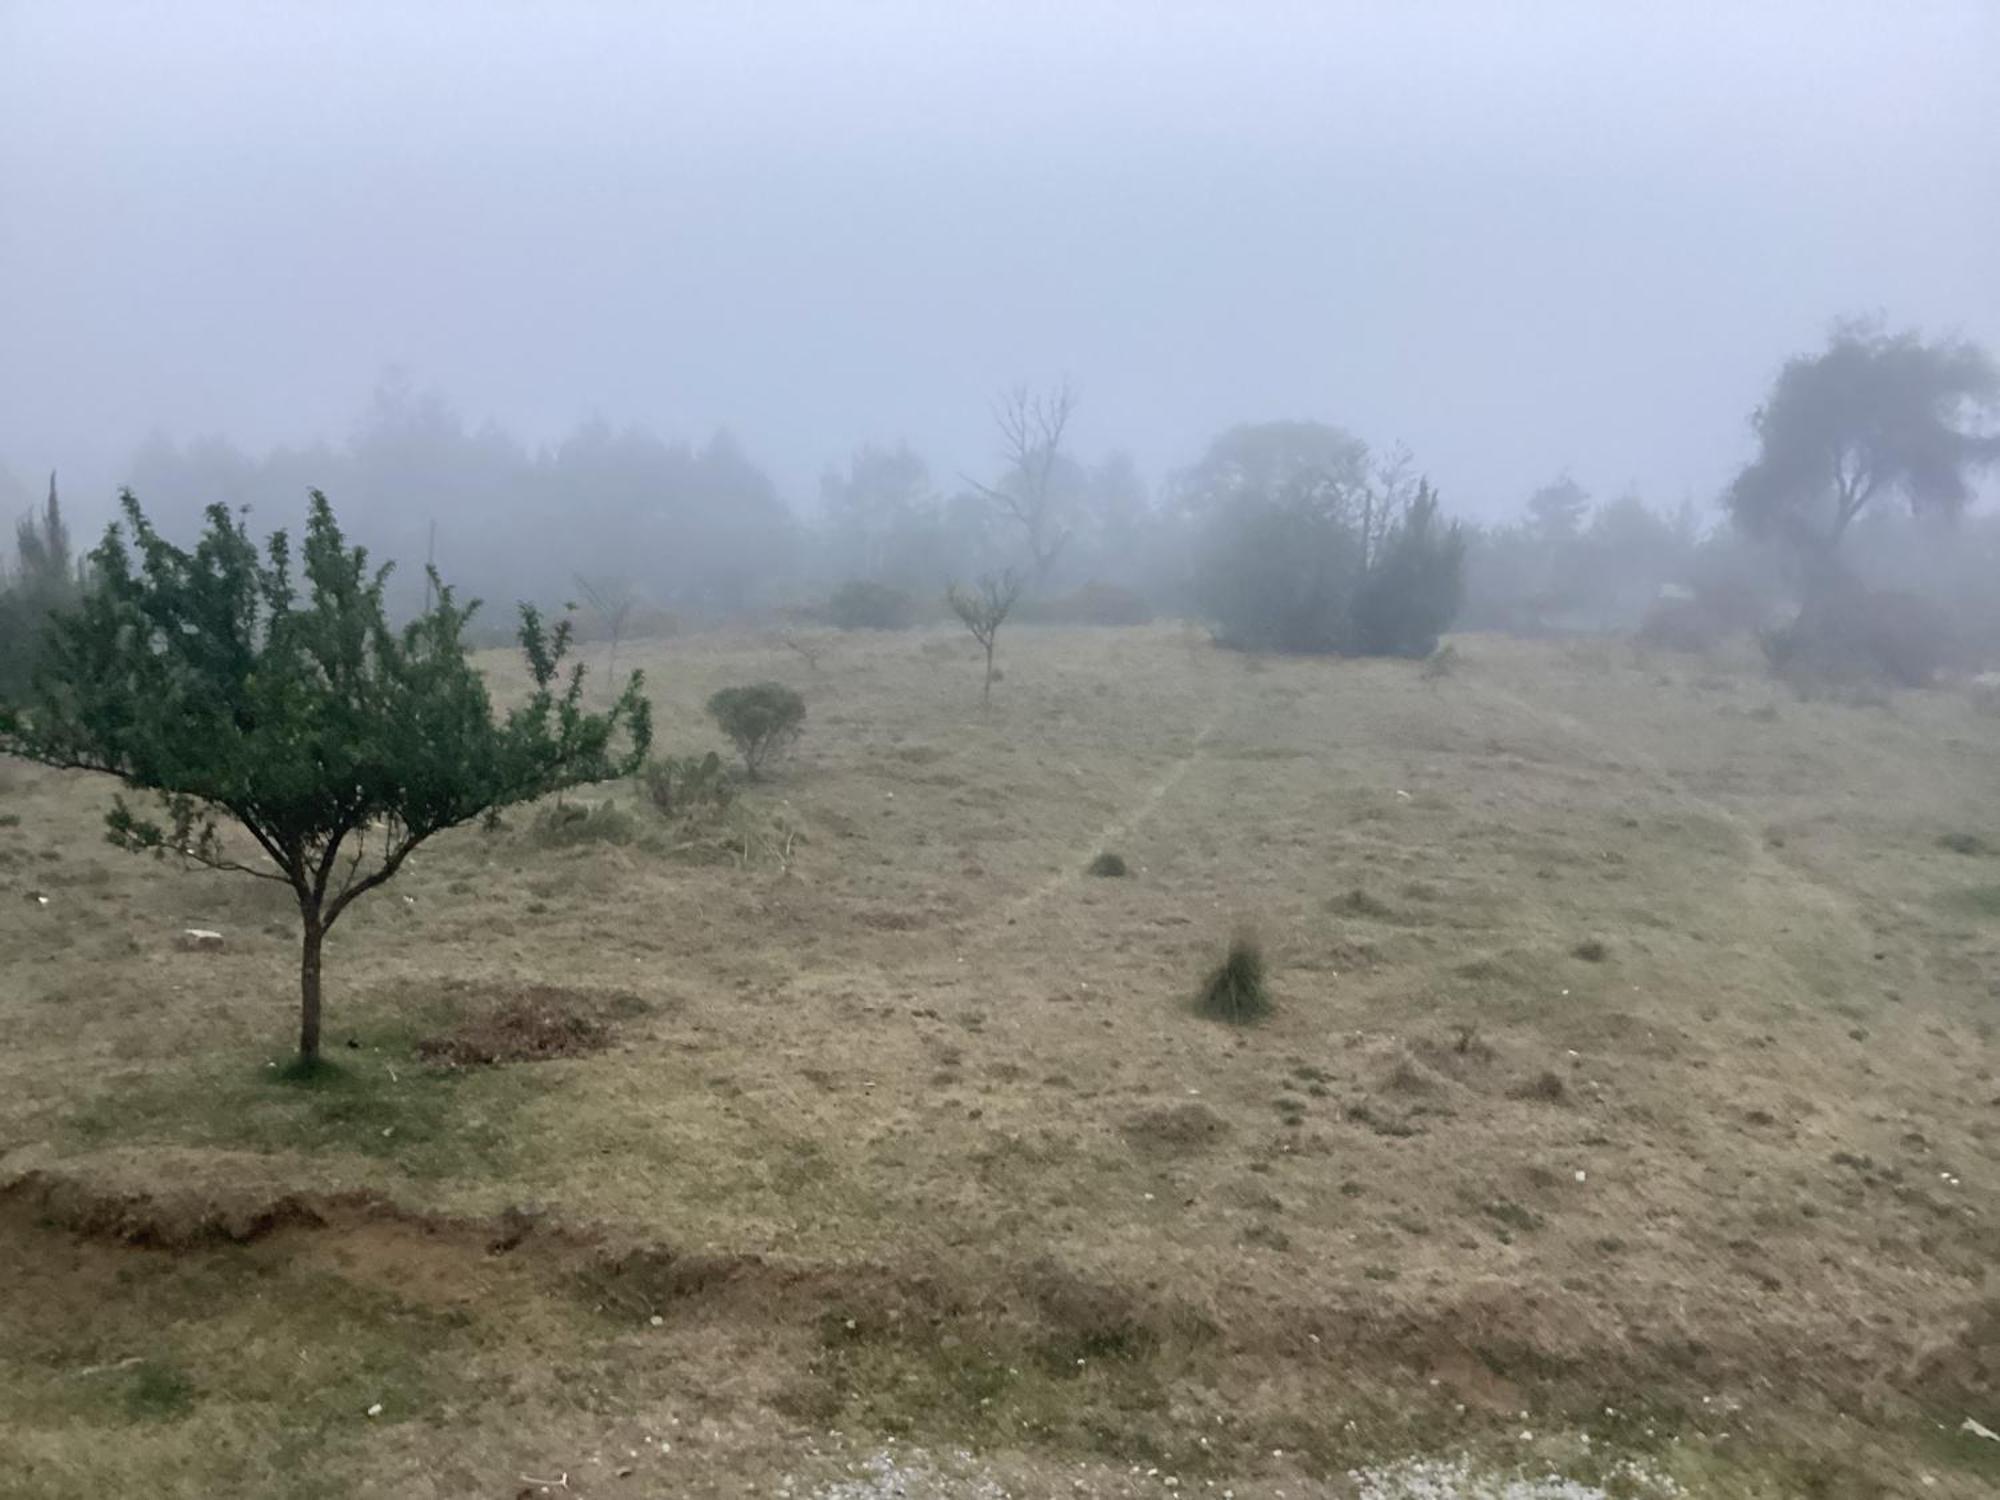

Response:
(1, 625), (1996, 1498)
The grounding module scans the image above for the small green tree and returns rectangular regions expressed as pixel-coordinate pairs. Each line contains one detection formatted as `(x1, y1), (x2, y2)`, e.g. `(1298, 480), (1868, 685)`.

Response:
(707, 682), (806, 778)
(0, 492), (651, 1068)
(946, 570), (1024, 705)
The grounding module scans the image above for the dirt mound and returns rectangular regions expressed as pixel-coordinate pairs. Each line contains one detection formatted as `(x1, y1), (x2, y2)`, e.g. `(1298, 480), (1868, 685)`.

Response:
(0, 1168), (346, 1249)
(1120, 1100), (1231, 1155)
(415, 983), (622, 1066)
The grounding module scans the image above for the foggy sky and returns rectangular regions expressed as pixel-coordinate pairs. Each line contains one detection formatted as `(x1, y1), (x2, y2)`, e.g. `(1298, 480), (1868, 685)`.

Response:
(3, 1), (1997, 526)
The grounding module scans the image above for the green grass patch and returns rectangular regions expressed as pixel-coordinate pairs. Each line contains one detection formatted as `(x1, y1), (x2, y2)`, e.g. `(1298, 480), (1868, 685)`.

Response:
(65, 1011), (540, 1178)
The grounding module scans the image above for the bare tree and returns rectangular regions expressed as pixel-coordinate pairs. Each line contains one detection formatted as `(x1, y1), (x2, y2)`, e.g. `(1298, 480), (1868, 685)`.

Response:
(779, 628), (830, 671)
(963, 381), (1077, 585)
(946, 570), (1024, 706)
(572, 574), (637, 697)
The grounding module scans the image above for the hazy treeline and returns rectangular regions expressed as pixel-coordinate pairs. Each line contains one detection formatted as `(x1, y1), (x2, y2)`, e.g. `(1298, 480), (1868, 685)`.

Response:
(3, 357), (1995, 662)
(0, 378), (1688, 628)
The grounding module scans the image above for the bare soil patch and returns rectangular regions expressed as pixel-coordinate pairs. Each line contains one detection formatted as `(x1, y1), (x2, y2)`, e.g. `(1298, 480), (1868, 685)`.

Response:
(413, 981), (636, 1067)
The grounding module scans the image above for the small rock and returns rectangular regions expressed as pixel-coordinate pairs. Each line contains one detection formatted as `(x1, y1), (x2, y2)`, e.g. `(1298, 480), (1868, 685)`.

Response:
(178, 928), (225, 952)
(365, 1402), (383, 1418)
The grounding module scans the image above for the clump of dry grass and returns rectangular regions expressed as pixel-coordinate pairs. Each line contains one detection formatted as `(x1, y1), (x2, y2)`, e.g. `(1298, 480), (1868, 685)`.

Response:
(1195, 933), (1269, 1023)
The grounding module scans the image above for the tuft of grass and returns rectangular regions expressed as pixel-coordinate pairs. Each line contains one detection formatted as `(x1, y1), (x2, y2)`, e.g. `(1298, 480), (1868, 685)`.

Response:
(1938, 831), (1990, 857)
(1571, 938), (1609, 962)
(1086, 851), (1129, 877)
(1196, 933), (1270, 1024)
(1337, 887), (1394, 919)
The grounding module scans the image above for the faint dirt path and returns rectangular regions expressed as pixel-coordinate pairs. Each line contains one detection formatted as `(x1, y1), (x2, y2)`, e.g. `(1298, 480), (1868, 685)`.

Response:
(993, 713), (1222, 930)
(1461, 677), (1854, 937)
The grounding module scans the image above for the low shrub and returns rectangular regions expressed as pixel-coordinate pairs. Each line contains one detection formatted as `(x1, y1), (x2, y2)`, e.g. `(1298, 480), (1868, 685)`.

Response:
(826, 580), (916, 630)
(707, 682), (807, 778)
(530, 800), (639, 848)
(1196, 933), (1270, 1023)
(642, 751), (733, 819)
(1087, 851), (1129, 877)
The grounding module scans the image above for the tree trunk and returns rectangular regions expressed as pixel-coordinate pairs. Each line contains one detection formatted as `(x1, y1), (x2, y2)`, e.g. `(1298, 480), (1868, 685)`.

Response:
(298, 911), (325, 1067)
(982, 643), (995, 706)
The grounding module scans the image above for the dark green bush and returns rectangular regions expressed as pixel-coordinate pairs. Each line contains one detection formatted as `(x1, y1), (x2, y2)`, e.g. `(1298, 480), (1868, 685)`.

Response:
(707, 682), (806, 778)
(1346, 487), (1466, 658)
(826, 580), (916, 630)
(1087, 851), (1129, 877)
(1198, 481), (1463, 658)
(1196, 933), (1270, 1023)
(0, 481), (78, 705)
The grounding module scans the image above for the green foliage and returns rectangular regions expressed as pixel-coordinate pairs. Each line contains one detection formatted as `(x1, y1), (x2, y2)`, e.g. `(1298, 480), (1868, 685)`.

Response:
(707, 682), (806, 778)
(0, 491), (651, 1064)
(826, 579), (917, 630)
(1196, 463), (1464, 657)
(1728, 324), (2000, 563)
(0, 474), (78, 704)
(1195, 934), (1270, 1024)
(1087, 851), (1129, 877)
(1347, 483), (1466, 657)
(641, 750), (733, 819)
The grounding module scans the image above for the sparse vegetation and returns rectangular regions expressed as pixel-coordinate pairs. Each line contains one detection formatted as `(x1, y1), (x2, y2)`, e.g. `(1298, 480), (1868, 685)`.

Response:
(1086, 850), (1128, 877)
(641, 750), (733, 819)
(1195, 932), (1269, 1023)
(530, 798), (639, 847)
(707, 681), (806, 778)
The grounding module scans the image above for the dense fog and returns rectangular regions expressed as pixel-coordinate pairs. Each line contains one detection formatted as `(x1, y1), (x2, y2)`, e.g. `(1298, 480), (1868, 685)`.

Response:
(2, 4), (1997, 650)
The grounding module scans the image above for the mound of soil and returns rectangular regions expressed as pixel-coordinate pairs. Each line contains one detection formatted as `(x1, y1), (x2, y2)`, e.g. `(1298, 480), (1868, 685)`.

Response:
(417, 986), (617, 1067)
(1121, 1101), (1230, 1155)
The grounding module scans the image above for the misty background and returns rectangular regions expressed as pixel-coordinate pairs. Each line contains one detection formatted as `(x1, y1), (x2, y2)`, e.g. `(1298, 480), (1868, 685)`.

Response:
(3, 1), (1997, 622)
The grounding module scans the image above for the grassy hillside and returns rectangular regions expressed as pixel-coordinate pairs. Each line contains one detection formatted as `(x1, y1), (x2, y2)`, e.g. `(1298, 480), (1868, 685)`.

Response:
(2, 626), (1995, 1498)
